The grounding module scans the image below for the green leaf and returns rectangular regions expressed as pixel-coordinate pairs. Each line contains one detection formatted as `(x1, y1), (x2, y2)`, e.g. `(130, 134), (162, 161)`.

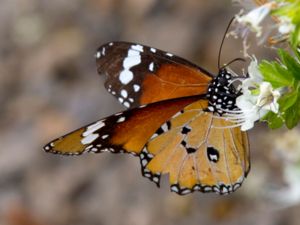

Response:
(259, 60), (294, 88)
(264, 111), (284, 129)
(291, 23), (300, 48)
(278, 49), (300, 81)
(285, 104), (300, 129)
(278, 89), (298, 111)
(283, 90), (300, 129)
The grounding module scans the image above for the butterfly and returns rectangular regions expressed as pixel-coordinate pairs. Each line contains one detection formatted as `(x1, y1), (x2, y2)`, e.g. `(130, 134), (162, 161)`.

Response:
(44, 41), (250, 195)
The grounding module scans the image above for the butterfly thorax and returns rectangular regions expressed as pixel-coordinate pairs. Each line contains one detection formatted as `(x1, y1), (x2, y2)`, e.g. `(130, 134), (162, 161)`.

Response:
(206, 68), (239, 115)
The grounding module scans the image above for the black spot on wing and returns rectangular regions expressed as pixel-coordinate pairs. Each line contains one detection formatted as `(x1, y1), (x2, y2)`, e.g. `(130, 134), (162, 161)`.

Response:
(207, 146), (220, 163)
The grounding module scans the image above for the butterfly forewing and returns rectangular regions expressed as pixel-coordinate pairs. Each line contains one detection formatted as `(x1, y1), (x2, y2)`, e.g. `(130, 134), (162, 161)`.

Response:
(44, 95), (201, 156)
(96, 42), (213, 108)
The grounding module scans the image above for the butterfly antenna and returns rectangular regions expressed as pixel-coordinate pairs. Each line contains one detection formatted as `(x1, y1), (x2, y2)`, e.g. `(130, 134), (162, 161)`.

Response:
(218, 17), (235, 70)
(220, 57), (246, 70)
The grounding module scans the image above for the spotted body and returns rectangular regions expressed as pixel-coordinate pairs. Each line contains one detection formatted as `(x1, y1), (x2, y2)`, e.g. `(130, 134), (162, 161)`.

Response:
(44, 42), (250, 195)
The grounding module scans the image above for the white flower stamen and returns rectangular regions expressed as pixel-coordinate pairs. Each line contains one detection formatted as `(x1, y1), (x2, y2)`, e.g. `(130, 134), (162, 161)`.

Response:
(218, 58), (281, 131)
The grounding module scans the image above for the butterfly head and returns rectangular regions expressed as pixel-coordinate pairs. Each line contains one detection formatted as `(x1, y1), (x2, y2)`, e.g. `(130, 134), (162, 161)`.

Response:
(206, 68), (239, 115)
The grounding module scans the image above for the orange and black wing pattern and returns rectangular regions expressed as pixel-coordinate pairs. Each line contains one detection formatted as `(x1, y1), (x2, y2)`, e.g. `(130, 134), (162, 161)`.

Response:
(141, 99), (250, 194)
(96, 42), (213, 108)
(44, 95), (201, 156)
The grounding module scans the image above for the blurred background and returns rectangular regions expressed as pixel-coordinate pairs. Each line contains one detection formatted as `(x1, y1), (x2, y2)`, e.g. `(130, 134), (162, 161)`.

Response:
(1, 0), (300, 225)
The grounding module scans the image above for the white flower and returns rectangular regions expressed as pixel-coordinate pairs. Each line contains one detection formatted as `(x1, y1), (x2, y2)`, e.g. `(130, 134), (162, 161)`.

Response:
(235, 89), (264, 131)
(242, 56), (263, 88)
(235, 81), (280, 131)
(222, 58), (281, 131)
(277, 16), (295, 35)
(235, 2), (275, 37)
(256, 82), (280, 112)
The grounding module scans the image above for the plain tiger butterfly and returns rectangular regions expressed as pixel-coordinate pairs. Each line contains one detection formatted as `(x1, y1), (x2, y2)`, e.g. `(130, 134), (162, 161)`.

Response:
(44, 41), (250, 195)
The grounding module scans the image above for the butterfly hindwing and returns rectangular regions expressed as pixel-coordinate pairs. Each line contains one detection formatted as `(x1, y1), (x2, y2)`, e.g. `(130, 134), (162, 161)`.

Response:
(44, 95), (201, 156)
(96, 42), (213, 108)
(141, 99), (250, 195)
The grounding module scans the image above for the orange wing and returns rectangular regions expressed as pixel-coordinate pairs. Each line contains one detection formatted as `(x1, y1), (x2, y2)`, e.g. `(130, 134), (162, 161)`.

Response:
(44, 95), (249, 195)
(96, 42), (212, 108)
(43, 95), (201, 156)
(141, 99), (250, 194)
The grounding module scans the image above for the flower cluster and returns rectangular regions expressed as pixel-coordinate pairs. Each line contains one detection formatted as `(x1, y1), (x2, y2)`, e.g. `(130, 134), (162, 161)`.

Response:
(223, 58), (281, 131)
(228, 0), (300, 131)
(233, 1), (298, 45)
(227, 0), (300, 208)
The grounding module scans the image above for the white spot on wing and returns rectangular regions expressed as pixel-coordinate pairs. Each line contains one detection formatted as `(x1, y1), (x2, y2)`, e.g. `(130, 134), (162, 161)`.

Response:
(149, 62), (154, 71)
(142, 159), (148, 166)
(101, 134), (109, 139)
(171, 186), (179, 192)
(118, 97), (124, 103)
(166, 52), (173, 57)
(123, 101), (130, 108)
(181, 189), (191, 195)
(161, 123), (168, 132)
(128, 49), (140, 57)
(133, 84), (140, 92)
(95, 51), (101, 58)
(150, 48), (156, 53)
(153, 177), (159, 183)
(119, 70), (133, 85)
(151, 133), (158, 139)
(81, 133), (99, 145)
(131, 44), (143, 52)
(120, 89), (128, 98)
(144, 173), (151, 178)
(91, 148), (98, 152)
(119, 47), (142, 85)
(193, 186), (201, 191)
(83, 121), (105, 137)
(117, 117), (126, 123)
(123, 55), (141, 68)
(209, 154), (218, 161)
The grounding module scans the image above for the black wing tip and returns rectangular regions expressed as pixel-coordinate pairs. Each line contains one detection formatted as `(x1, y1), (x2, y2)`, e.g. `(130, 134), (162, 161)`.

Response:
(43, 142), (53, 153)
(95, 41), (128, 56)
(95, 41), (116, 61)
